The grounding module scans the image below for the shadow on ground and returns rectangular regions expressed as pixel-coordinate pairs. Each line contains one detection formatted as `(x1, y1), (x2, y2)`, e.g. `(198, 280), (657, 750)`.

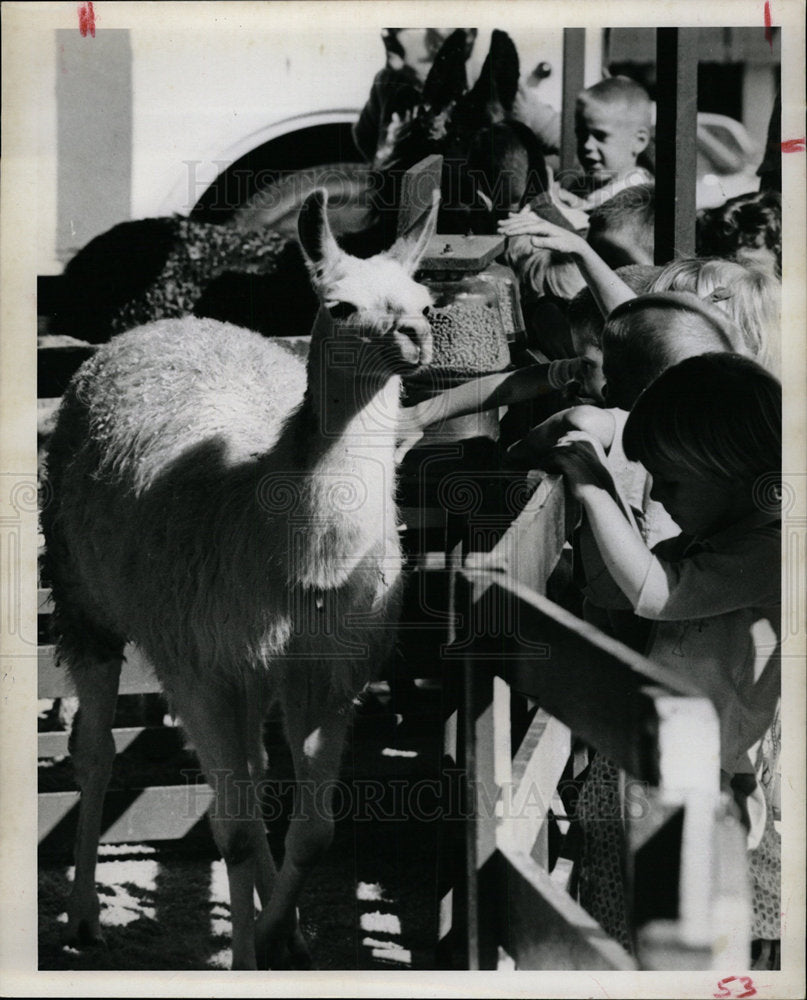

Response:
(38, 686), (445, 971)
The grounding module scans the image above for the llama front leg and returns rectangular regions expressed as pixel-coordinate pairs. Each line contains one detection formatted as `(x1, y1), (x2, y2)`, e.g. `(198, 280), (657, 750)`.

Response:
(245, 685), (280, 910)
(171, 680), (272, 970)
(254, 670), (351, 969)
(65, 658), (121, 946)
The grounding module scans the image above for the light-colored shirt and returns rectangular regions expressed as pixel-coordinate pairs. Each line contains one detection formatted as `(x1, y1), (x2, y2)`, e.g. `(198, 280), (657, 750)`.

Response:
(564, 166), (654, 211)
(635, 510), (781, 774)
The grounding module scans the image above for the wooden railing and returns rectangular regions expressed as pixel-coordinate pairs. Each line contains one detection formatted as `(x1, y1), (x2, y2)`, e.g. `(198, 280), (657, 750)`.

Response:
(430, 470), (751, 971)
(37, 589), (216, 847)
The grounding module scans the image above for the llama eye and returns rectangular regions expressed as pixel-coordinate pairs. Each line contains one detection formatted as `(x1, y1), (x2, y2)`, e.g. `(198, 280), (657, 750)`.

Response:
(422, 306), (431, 317)
(327, 302), (357, 320)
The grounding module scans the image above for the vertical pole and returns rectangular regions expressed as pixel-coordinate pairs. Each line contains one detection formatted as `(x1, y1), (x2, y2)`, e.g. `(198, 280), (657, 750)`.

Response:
(460, 581), (502, 971)
(436, 517), (470, 969)
(654, 28), (699, 263)
(561, 29), (586, 178)
(461, 623), (481, 970)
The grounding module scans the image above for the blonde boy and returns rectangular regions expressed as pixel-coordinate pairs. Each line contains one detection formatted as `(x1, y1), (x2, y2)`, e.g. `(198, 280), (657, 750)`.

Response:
(504, 77), (653, 307)
(561, 76), (653, 209)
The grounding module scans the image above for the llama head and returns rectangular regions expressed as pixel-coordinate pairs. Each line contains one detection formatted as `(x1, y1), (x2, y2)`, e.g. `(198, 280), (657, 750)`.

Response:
(298, 188), (439, 375)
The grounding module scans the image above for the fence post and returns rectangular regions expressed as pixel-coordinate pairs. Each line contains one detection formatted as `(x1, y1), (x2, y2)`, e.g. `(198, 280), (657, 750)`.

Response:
(435, 512), (471, 969)
(654, 28), (698, 262)
(561, 29), (586, 177)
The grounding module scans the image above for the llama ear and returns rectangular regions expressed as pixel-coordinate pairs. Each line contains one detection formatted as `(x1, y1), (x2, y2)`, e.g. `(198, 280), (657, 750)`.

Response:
(386, 189), (440, 274)
(421, 29), (470, 113)
(489, 30), (520, 115)
(298, 188), (341, 268)
(463, 29), (520, 122)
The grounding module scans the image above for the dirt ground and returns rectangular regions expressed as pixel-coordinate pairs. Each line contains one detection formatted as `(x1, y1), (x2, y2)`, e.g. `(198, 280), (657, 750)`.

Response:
(38, 684), (446, 971)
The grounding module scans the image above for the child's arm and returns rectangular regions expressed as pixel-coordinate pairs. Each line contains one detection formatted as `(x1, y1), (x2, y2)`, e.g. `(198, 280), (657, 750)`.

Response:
(395, 361), (592, 461)
(543, 430), (654, 603)
(498, 211), (636, 317)
(509, 412), (644, 538)
(507, 405), (617, 463)
(548, 433), (781, 617)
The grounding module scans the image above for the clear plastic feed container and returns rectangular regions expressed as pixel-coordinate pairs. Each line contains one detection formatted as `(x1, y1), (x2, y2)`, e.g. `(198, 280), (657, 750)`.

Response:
(403, 235), (523, 444)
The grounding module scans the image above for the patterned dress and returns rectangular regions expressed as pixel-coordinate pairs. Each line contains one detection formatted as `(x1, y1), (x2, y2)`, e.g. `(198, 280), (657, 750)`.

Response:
(749, 704), (781, 943)
(573, 753), (634, 955)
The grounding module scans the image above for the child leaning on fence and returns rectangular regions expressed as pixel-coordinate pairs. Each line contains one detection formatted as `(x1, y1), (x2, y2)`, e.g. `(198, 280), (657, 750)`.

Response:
(510, 292), (747, 649)
(544, 352), (782, 961)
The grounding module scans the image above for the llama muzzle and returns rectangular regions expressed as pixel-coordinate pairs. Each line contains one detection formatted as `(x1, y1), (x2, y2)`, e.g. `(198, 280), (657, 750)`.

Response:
(389, 317), (433, 369)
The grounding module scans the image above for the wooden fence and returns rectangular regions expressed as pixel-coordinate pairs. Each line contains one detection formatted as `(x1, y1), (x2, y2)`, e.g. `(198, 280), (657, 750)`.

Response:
(430, 472), (751, 971)
(38, 591), (218, 847)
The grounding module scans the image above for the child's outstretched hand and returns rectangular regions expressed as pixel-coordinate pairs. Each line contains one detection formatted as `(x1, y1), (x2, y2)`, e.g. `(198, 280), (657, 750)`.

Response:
(497, 211), (588, 256)
(538, 430), (613, 500)
(394, 428), (425, 464)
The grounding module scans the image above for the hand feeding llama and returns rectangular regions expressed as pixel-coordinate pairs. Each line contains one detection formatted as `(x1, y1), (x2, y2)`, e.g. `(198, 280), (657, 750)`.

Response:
(41, 188), (439, 969)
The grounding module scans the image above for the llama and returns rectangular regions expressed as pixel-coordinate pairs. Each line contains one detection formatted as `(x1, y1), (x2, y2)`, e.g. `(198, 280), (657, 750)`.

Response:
(365, 28), (537, 238)
(41, 187), (439, 969)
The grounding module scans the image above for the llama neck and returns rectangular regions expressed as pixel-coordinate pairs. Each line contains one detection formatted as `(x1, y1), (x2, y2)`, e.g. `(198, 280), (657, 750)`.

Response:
(301, 307), (402, 461)
(265, 311), (403, 590)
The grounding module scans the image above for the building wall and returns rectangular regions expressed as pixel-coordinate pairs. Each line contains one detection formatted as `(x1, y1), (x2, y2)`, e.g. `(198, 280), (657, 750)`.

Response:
(55, 30), (132, 265)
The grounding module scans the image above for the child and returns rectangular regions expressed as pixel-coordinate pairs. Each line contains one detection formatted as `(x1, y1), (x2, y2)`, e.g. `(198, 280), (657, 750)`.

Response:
(597, 291), (748, 410)
(696, 189), (782, 279)
(499, 199), (645, 358)
(546, 352), (781, 956)
(501, 77), (653, 347)
(585, 182), (655, 269)
(560, 76), (653, 209)
(649, 256), (782, 377)
(500, 211), (650, 325)
(510, 292), (745, 648)
(564, 263), (663, 398)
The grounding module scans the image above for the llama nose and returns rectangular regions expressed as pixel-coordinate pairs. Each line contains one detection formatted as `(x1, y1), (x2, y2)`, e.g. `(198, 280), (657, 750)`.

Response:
(395, 319), (433, 366)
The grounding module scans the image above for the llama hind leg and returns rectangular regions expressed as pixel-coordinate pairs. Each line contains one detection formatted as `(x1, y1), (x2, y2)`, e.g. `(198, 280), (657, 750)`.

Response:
(65, 657), (121, 946)
(254, 670), (351, 969)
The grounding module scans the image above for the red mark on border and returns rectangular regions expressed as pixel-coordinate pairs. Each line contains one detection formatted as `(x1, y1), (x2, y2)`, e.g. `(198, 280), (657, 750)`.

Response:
(781, 137), (806, 153)
(78, 1), (95, 37)
(714, 976), (757, 999)
(763, 2), (773, 49)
